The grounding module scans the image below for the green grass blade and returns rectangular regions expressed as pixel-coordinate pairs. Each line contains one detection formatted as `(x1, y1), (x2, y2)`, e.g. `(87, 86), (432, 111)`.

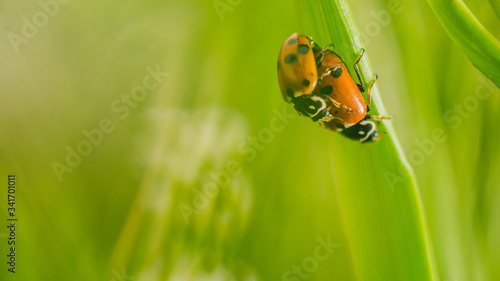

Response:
(427, 0), (500, 88)
(295, 0), (438, 280)
(489, 0), (500, 19)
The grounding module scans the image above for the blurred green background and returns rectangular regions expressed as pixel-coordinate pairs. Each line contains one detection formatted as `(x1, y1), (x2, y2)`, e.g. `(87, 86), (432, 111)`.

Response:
(0, 0), (499, 280)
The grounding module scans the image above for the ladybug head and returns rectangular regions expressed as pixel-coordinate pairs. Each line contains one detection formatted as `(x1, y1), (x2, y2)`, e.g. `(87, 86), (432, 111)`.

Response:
(340, 120), (381, 143)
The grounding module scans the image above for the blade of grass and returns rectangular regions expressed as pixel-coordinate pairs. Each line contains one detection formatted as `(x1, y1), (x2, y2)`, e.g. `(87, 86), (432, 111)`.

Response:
(295, 0), (438, 280)
(488, 0), (500, 19)
(427, 0), (500, 89)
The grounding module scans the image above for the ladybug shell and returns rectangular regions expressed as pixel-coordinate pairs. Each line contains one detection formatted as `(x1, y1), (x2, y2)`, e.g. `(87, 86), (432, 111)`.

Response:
(277, 33), (318, 103)
(313, 49), (367, 126)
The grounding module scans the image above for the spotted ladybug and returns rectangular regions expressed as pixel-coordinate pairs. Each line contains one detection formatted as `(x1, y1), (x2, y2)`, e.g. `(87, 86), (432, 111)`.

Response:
(291, 48), (365, 126)
(316, 48), (391, 143)
(278, 34), (392, 143)
(277, 33), (332, 103)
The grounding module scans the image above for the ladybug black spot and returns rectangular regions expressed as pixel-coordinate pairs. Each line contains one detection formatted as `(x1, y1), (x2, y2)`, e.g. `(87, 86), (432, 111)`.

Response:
(334, 111), (339, 114)
(297, 44), (310, 54)
(288, 38), (298, 45)
(286, 88), (294, 98)
(331, 67), (343, 78)
(320, 85), (333, 95)
(303, 79), (310, 87)
(284, 54), (298, 64)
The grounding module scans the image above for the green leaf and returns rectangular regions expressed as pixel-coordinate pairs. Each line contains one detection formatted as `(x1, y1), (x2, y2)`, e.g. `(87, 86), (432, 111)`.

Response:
(295, 0), (438, 280)
(427, 0), (500, 89)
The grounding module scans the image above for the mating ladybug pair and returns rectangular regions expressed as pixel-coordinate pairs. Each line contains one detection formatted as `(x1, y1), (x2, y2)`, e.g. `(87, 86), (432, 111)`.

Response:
(277, 33), (391, 143)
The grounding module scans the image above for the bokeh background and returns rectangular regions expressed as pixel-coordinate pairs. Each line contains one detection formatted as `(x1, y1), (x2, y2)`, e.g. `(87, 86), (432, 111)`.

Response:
(0, 0), (499, 280)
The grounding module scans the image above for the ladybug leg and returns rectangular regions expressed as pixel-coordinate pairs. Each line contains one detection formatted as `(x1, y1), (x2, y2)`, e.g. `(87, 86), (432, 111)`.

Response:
(319, 116), (346, 129)
(353, 48), (379, 113)
(365, 74), (378, 112)
(332, 116), (348, 124)
(365, 114), (393, 121)
(316, 63), (341, 85)
(328, 97), (357, 113)
(371, 115), (393, 121)
(353, 48), (366, 92)
(319, 115), (347, 127)
(323, 108), (348, 124)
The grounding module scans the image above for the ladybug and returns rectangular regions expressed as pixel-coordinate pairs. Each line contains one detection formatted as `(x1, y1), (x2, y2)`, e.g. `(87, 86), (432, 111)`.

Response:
(314, 48), (391, 143)
(277, 33), (333, 103)
(278, 35), (391, 143)
(291, 48), (364, 126)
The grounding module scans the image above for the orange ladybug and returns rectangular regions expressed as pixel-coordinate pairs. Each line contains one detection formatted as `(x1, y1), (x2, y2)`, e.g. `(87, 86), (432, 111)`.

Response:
(313, 49), (367, 124)
(316, 48), (391, 142)
(277, 33), (332, 103)
(279, 35), (391, 143)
